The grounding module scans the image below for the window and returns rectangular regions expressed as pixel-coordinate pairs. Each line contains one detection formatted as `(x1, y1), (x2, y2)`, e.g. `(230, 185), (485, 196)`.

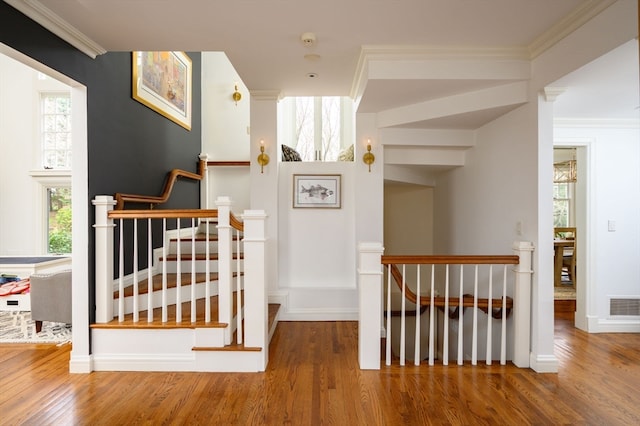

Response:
(553, 182), (572, 227)
(47, 186), (72, 254)
(553, 151), (577, 227)
(41, 93), (72, 169)
(280, 96), (354, 161)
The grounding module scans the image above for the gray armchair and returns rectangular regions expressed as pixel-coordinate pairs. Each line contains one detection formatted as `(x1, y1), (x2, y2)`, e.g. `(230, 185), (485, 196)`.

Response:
(29, 270), (72, 333)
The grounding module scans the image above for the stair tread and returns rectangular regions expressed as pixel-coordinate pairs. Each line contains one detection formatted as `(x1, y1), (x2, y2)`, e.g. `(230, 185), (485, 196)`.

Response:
(92, 298), (227, 328)
(192, 344), (262, 352)
(171, 232), (241, 242)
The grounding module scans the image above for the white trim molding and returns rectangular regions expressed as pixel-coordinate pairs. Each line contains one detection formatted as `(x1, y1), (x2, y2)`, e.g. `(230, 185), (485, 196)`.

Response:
(4, 0), (106, 58)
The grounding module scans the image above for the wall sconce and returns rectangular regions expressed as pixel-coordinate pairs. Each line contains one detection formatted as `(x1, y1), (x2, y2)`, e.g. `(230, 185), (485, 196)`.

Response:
(232, 84), (242, 105)
(362, 139), (375, 172)
(257, 140), (270, 173)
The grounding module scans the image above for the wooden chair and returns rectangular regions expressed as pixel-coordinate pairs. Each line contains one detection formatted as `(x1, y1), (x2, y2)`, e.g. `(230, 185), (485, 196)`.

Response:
(554, 227), (576, 285)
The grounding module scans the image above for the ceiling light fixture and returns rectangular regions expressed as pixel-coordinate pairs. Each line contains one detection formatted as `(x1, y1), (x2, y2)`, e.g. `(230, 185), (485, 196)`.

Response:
(301, 32), (316, 46)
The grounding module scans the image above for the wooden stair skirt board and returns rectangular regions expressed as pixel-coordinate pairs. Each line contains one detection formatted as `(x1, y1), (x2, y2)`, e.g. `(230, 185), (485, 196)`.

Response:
(89, 304), (281, 373)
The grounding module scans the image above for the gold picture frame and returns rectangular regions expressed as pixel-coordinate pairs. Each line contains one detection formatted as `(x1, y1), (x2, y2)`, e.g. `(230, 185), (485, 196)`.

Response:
(132, 51), (192, 130)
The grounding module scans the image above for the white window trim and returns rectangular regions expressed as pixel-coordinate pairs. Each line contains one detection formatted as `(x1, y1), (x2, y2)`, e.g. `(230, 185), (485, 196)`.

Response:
(29, 169), (72, 253)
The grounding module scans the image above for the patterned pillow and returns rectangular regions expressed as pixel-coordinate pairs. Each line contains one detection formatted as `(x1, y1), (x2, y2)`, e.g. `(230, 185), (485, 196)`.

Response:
(338, 144), (354, 161)
(282, 144), (302, 161)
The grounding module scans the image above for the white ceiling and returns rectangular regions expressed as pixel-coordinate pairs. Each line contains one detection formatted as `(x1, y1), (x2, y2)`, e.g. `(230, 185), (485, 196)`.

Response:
(6, 0), (639, 125)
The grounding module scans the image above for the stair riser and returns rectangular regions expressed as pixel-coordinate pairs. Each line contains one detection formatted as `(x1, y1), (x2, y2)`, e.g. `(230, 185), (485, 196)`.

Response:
(170, 241), (224, 253)
(115, 281), (220, 315)
(159, 260), (243, 274)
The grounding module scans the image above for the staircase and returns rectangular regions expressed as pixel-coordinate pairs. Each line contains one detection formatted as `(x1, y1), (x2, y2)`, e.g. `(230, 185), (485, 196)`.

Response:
(91, 196), (275, 372)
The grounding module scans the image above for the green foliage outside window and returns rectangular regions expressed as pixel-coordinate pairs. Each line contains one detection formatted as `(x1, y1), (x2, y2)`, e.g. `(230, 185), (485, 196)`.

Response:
(48, 188), (72, 254)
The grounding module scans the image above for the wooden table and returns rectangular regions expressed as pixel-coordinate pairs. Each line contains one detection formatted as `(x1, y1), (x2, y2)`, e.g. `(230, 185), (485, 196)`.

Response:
(554, 239), (574, 287)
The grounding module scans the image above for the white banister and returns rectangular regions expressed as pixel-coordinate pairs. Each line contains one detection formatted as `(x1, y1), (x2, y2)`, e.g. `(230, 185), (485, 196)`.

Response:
(92, 195), (116, 323)
(512, 241), (534, 368)
(216, 196), (234, 345)
(358, 242), (384, 370)
(242, 210), (268, 370)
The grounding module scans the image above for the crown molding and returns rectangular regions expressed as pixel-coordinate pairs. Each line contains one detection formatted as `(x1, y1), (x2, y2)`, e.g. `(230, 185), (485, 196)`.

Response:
(359, 45), (531, 61)
(527, 0), (617, 58)
(5, 0), (106, 59)
(554, 118), (640, 128)
(542, 87), (568, 102)
(249, 90), (282, 101)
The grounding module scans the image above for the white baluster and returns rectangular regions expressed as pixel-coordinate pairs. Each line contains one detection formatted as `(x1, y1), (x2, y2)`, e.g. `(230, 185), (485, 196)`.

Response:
(400, 264), (406, 366)
(501, 264), (507, 365)
(457, 264), (464, 365)
(414, 264), (421, 366)
(205, 218), (211, 323)
(175, 218), (182, 323)
(190, 218), (196, 323)
(428, 264), (435, 366)
(486, 265), (493, 365)
(443, 264), (449, 365)
(472, 264), (479, 365)
(162, 218), (168, 323)
(147, 218), (153, 323)
(133, 219), (139, 323)
(118, 218), (124, 322)
(386, 266), (392, 366)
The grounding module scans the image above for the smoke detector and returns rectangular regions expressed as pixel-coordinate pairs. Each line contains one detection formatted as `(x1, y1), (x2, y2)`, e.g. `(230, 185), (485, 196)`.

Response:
(301, 32), (316, 46)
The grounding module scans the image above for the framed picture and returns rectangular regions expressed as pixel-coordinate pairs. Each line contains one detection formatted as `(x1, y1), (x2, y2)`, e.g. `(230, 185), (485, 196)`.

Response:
(293, 174), (341, 209)
(132, 51), (192, 130)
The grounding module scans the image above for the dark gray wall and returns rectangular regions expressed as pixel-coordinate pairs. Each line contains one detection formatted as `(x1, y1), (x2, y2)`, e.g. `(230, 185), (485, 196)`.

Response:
(0, 2), (202, 321)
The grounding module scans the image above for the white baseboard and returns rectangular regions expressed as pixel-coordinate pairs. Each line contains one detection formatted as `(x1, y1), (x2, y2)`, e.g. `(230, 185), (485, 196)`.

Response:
(592, 318), (640, 333)
(69, 354), (93, 373)
(278, 307), (358, 321)
(529, 353), (559, 373)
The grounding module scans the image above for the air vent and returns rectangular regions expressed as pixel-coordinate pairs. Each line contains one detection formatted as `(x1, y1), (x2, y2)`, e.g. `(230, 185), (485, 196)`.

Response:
(610, 298), (640, 316)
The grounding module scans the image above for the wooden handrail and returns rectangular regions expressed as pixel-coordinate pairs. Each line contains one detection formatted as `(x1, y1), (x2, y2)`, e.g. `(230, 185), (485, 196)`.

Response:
(382, 254), (519, 265)
(207, 161), (250, 167)
(230, 212), (244, 232)
(114, 159), (206, 210)
(108, 209), (218, 220)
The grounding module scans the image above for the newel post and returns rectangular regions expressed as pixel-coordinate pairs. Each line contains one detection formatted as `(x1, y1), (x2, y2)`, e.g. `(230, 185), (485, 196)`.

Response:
(92, 195), (116, 323)
(216, 196), (234, 345)
(358, 242), (384, 370)
(513, 241), (534, 368)
(199, 153), (209, 209)
(241, 210), (268, 371)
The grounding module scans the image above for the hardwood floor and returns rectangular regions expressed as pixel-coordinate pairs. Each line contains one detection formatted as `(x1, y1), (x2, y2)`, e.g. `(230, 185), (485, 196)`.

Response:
(1, 317), (639, 425)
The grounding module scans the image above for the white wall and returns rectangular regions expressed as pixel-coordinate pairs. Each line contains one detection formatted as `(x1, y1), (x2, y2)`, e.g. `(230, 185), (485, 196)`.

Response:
(384, 182), (433, 255)
(201, 52), (250, 213)
(0, 54), (70, 256)
(277, 161), (358, 319)
(555, 124), (640, 330)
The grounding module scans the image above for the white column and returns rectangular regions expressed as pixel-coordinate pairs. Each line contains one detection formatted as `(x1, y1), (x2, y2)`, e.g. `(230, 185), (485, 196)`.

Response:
(241, 209), (268, 370)
(358, 242), (384, 370)
(216, 196), (234, 345)
(92, 195), (116, 323)
(512, 240), (534, 368)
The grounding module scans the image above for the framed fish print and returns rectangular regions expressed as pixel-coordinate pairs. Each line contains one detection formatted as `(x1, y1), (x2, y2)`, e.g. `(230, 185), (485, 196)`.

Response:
(293, 174), (341, 209)
(132, 51), (192, 130)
